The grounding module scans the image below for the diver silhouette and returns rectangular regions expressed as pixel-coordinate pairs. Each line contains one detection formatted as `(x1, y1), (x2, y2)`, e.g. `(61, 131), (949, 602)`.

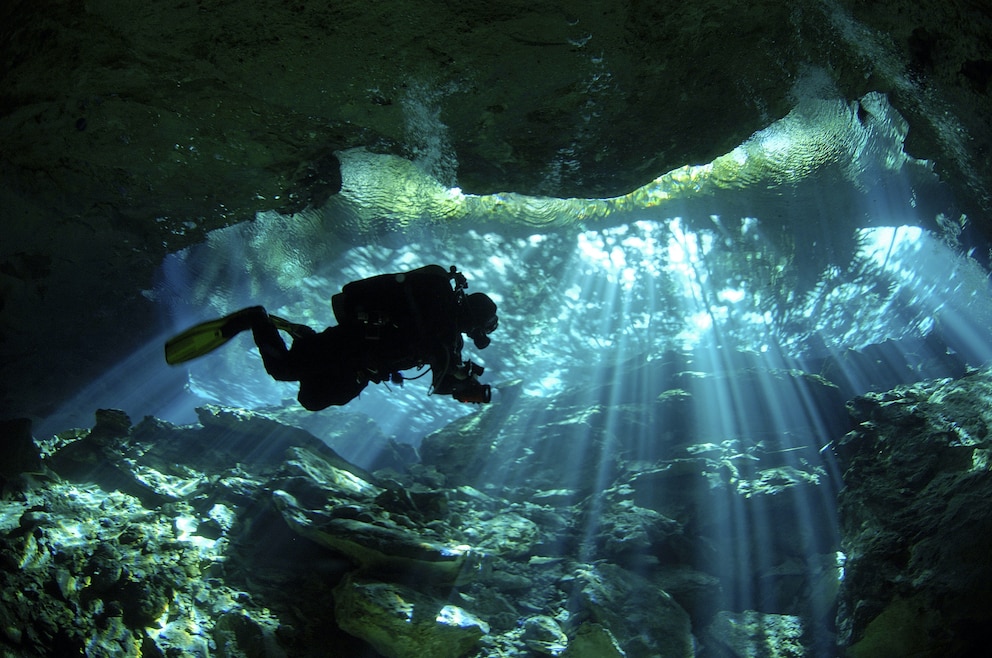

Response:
(165, 264), (498, 410)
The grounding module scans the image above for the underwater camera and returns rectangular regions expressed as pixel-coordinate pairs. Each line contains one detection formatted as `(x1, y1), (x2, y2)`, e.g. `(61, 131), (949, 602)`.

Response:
(453, 381), (492, 404)
(449, 360), (491, 403)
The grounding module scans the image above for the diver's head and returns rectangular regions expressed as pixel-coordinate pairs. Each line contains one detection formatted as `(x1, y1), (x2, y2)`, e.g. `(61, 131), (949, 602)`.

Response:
(460, 292), (498, 349)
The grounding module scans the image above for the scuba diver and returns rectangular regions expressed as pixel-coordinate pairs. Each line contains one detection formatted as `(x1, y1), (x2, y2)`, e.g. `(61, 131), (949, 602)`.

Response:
(164, 264), (498, 410)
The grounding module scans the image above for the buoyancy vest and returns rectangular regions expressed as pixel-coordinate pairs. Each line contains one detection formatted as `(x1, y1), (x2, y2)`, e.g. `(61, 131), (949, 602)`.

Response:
(331, 264), (460, 344)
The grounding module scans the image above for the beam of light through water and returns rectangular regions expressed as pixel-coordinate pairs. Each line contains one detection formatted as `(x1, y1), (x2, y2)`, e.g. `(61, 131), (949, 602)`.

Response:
(34, 331), (203, 438)
(30, 82), (992, 658)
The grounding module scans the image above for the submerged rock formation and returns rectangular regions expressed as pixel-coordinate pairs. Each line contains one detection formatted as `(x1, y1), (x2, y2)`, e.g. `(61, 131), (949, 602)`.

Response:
(2, 351), (991, 655)
(834, 369), (992, 657)
(1, 352), (851, 657)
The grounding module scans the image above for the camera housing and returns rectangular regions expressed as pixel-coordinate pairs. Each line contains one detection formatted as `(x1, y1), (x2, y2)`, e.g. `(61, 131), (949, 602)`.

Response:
(453, 381), (492, 404)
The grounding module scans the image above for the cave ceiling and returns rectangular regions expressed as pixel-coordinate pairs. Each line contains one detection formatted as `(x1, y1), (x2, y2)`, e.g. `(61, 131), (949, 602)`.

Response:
(1, 0), (990, 421)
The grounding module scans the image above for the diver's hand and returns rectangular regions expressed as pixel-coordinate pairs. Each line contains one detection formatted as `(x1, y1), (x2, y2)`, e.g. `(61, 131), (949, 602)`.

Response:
(454, 360), (485, 380)
(447, 361), (490, 403)
(287, 323), (316, 339)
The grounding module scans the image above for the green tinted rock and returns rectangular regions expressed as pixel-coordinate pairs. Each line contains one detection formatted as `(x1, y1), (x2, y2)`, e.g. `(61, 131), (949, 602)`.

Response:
(334, 574), (488, 658)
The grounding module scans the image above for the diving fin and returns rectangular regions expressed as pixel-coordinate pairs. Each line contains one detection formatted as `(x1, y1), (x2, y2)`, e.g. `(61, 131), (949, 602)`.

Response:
(164, 315), (239, 365)
(164, 309), (313, 365)
(165, 307), (297, 365)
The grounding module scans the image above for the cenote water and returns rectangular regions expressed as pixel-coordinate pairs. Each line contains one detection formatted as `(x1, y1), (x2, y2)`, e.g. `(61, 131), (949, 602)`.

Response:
(20, 91), (992, 657)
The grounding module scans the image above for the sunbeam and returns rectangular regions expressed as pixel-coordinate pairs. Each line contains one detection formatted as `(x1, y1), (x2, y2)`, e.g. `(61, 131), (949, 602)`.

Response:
(18, 84), (992, 658)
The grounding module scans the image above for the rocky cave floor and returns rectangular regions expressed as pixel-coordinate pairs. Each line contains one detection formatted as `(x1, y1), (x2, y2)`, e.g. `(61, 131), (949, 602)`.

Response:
(2, 363), (992, 657)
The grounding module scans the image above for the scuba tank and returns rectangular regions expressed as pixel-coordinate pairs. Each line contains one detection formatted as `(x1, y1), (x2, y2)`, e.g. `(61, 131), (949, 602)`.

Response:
(330, 265), (466, 337)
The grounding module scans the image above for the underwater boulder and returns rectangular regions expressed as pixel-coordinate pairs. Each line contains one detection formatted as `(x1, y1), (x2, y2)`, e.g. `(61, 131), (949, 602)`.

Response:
(581, 490), (684, 566)
(6, 404), (486, 656)
(519, 614), (569, 655)
(0, 480), (219, 656)
(835, 369), (992, 656)
(272, 487), (479, 584)
(560, 623), (626, 658)
(44, 409), (205, 508)
(420, 400), (625, 497)
(703, 610), (805, 658)
(333, 573), (489, 658)
(0, 417), (44, 493)
(212, 612), (286, 658)
(194, 405), (380, 481)
(564, 562), (693, 658)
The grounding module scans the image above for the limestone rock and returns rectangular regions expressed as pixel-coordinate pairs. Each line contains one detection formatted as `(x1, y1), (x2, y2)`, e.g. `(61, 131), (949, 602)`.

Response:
(8, 406), (464, 656)
(194, 405), (380, 484)
(334, 574), (488, 658)
(520, 615), (568, 655)
(0, 417), (43, 488)
(89, 408), (133, 441)
(835, 369), (992, 656)
(24, 356), (992, 656)
(704, 610), (805, 658)
(420, 401), (625, 498)
(607, 437), (834, 578)
(0, 482), (212, 656)
(566, 562), (693, 658)
(655, 567), (725, 628)
(561, 623), (625, 658)
(467, 511), (543, 558)
(586, 495), (683, 564)
(279, 445), (383, 500)
(213, 612), (287, 658)
(273, 488), (478, 584)
(46, 410), (202, 507)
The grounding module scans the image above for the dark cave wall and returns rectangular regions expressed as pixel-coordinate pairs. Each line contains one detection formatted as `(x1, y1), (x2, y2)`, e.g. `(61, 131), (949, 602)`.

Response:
(838, 0), (992, 219)
(834, 372), (992, 657)
(5, 0), (988, 242)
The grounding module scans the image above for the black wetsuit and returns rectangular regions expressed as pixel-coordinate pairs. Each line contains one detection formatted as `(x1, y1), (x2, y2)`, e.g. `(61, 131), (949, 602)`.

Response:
(250, 265), (465, 410)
